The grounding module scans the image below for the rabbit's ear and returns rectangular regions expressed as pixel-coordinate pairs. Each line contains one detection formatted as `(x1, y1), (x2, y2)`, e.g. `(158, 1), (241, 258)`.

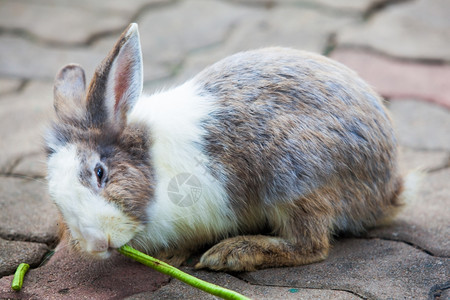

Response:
(53, 64), (86, 120)
(86, 23), (143, 128)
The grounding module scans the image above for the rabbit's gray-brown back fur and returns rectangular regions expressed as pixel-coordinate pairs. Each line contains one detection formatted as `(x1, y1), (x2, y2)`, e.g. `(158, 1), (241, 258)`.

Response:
(193, 48), (402, 270)
(197, 47), (400, 230)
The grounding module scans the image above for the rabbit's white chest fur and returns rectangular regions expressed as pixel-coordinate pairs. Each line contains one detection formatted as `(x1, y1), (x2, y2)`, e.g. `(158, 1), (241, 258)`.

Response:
(128, 81), (239, 250)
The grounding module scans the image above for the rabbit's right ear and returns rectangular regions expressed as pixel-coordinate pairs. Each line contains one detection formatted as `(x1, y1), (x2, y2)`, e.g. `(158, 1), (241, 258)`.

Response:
(85, 23), (143, 130)
(53, 64), (86, 120)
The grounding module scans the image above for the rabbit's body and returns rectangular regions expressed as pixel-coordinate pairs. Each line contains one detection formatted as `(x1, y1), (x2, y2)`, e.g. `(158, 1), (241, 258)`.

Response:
(47, 24), (403, 271)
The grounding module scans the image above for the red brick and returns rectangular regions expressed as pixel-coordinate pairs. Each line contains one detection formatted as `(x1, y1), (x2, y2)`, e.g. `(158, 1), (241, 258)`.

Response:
(331, 49), (450, 108)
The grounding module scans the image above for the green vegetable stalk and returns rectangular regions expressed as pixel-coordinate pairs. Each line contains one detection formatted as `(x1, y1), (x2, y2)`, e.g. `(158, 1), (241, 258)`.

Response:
(117, 245), (250, 300)
(11, 263), (30, 291)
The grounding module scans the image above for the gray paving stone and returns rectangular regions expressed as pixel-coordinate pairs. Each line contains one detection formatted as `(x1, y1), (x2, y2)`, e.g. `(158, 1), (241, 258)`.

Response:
(10, 152), (48, 178)
(0, 25), (173, 82)
(0, 241), (170, 299)
(0, 81), (53, 172)
(337, 0), (450, 61)
(0, 0), (360, 87)
(0, 32), (170, 84)
(0, 35), (106, 81)
(240, 239), (449, 300)
(398, 147), (449, 174)
(170, 4), (357, 86)
(223, 4), (356, 53)
(133, 0), (256, 84)
(0, 0), (128, 45)
(0, 238), (48, 277)
(0, 177), (58, 244)
(389, 100), (450, 151)
(304, 0), (384, 13)
(0, 78), (22, 96)
(368, 168), (450, 257)
(28, 0), (174, 14)
(128, 269), (360, 300)
(52, 0), (254, 85)
(224, 0), (380, 13)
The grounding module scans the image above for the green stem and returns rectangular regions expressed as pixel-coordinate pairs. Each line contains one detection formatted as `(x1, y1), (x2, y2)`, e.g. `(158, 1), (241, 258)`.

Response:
(117, 245), (250, 300)
(11, 263), (30, 291)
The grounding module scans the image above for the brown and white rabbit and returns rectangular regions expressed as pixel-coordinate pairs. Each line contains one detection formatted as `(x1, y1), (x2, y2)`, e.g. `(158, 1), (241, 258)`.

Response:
(46, 23), (405, 271)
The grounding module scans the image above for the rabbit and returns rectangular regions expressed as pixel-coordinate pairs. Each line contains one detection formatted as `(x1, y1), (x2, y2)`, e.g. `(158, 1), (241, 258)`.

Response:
(46, 23), (406, 272)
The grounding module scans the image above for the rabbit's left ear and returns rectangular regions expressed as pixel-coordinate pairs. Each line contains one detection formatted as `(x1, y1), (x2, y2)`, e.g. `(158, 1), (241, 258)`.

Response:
(53, 64), (86, 121)
(86, 23), (143, 128)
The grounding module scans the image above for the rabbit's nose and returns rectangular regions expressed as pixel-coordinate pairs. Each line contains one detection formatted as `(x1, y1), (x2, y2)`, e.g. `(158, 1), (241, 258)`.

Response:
(87, 237), (109, 253)
(81, 227), (109, 253)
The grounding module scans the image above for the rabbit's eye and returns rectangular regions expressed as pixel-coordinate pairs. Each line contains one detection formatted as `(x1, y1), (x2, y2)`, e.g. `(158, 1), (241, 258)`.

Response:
(95, 165), (104, 182)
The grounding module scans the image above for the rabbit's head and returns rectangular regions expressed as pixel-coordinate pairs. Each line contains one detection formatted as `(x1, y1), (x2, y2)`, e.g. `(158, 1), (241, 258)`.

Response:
(46, 24), (153, 259)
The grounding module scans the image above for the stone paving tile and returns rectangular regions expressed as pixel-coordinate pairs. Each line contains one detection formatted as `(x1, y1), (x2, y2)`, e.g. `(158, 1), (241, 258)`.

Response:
(0, 242), (169, 299)
(330, 49), (450, 108)
(0, 238), (48, 277)
(398, 147), (449, 173)
(128, 269), (360, 299)
(10, 152), (48, 179)
(30, 0), (174, 15)
(367, 168), (450, 257)
(0, 0), (360, 87)
(0, 0), (128, 45)
(67, 0), (257, 86)
(133, 0), (256, 84)
(389, 99), (450, 151)
(370, 102), (450, 258)
(224, 0), (381, 14)
(0, 177), (58, 244)
(337, 0), (450, 61)
(0, 36), (106, 80)
(240, 238), (449, 299)
(222, 5), (356, 52)
(304, 0), (386, 13)
(0, 78), (23, 96)
(0, 81), (53, 172)
(169, 4), (357, 86)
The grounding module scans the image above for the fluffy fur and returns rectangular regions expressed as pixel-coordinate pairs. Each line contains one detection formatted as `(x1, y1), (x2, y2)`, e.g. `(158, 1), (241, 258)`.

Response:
(128, 82), (238, 257)
(46, 23), (404, 271)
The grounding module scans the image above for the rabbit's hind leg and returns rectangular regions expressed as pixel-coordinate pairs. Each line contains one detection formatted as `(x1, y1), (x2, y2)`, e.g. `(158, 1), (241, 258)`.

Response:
(195, 205), (332, 271)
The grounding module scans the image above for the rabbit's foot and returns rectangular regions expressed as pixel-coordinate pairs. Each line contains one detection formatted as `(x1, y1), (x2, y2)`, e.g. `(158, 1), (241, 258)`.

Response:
(195, 235), (328, 272)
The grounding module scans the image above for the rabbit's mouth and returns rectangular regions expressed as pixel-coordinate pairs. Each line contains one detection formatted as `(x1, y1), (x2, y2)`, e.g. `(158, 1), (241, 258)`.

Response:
(62, 209), (145, 260)
(74, 227), (112, 259)
(88, 248), (113, 260)
(75, 222), (140, 260)
(78, 237), (127, 260)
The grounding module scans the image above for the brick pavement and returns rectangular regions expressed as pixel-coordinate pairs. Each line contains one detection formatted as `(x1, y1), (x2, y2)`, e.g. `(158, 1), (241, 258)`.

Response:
(0, 0), (448, 299)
